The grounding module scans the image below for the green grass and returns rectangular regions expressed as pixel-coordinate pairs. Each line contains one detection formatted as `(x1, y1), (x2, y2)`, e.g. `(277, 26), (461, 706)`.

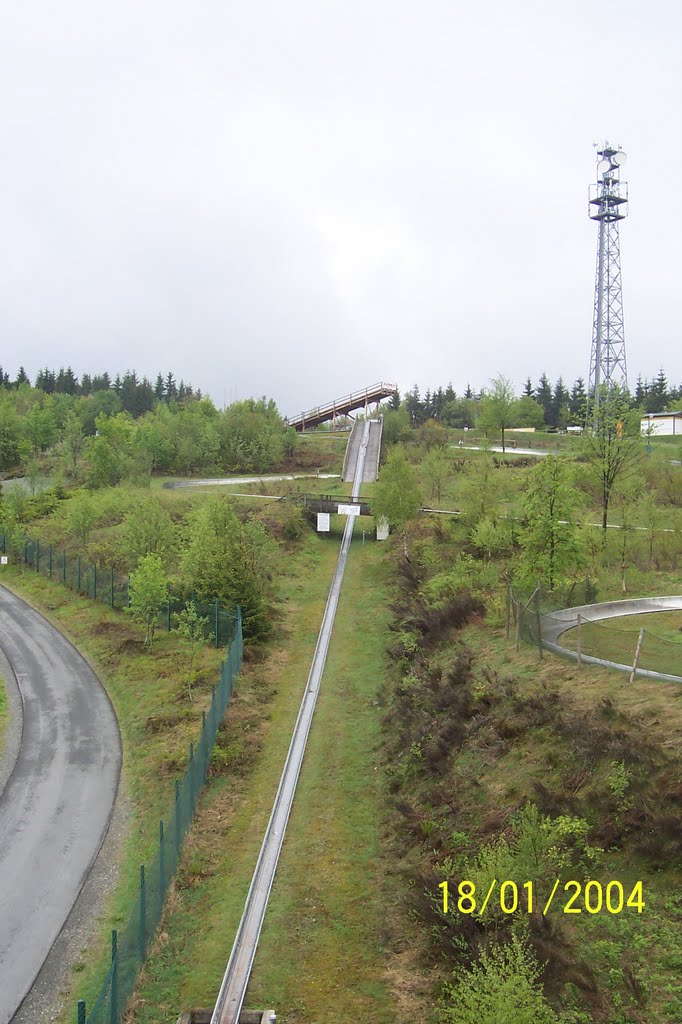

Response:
(0, 540), (339, 1019)
(122, 537), (404, 1023)
(0, 564), (228, 1016)
(112, 534), (343, 1021)
(561, 609), (682, 676)
(246, 542), (398, 1022)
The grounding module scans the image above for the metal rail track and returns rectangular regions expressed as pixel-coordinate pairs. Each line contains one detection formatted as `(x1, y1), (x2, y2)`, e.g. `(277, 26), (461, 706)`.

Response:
(210, 421), (373, 1024)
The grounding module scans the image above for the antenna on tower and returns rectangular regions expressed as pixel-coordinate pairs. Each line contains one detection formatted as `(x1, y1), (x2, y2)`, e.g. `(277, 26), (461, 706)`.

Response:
(587, 141), (629, 418)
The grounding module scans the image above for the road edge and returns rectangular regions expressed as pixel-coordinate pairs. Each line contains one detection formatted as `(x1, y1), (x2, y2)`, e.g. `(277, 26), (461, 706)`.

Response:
(0, 579), (127, 1024)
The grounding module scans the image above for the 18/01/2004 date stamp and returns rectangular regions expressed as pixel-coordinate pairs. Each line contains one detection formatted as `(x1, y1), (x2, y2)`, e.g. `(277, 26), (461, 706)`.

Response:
(439, 879), (645, 916)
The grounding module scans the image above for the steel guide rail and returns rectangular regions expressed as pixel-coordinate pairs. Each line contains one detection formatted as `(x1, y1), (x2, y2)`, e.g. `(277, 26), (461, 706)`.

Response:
(210, 421), (373, 1024)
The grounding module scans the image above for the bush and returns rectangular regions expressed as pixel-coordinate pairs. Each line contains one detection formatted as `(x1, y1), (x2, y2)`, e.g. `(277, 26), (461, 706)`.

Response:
(439, 932), (560, 1024)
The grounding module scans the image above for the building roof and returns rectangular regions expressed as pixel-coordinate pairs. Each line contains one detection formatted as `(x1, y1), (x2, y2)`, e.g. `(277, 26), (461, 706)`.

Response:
(640, 410), (682, 418)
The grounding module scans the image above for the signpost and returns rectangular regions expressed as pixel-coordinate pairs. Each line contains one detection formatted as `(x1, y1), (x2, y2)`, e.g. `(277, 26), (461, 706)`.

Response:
(316, 513), (330, 533)
(337, 504), (361, 517)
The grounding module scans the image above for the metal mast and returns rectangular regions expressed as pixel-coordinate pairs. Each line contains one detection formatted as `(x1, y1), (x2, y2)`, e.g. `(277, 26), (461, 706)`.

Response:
(588, 142), (629, 413)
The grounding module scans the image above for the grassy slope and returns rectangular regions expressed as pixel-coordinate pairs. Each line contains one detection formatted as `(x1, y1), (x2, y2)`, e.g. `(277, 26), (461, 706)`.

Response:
(458, 625), (682, 1021)
(126, 537), (410, 1024)
(246, 541), (400, 1022)
(1, 528), (345, 1018)
(122, 533), (340, 1021)
(562, 610), (682, 676)
(0, 565), (226, 1013)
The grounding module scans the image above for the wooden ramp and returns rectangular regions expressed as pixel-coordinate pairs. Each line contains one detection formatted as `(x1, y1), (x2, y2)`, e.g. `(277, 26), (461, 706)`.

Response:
(286, 382), (397, 431)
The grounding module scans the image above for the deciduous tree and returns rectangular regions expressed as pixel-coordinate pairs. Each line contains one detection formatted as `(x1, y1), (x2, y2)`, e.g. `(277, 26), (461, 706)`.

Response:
(578, 388), (644, 537)
(128, 553), (168, 647)
(518, 455), (585, 591)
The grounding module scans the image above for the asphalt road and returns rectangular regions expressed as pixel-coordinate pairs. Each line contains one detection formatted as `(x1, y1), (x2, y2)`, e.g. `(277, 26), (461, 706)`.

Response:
(0, 585), (121, 1024)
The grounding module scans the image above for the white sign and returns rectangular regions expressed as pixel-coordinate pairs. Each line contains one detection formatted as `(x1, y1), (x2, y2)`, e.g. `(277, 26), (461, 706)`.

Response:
(316, 512), (330, 532)
(376, 517), (389, 541)
(1, 556), (7, 565)
(337, 504), (361, 516)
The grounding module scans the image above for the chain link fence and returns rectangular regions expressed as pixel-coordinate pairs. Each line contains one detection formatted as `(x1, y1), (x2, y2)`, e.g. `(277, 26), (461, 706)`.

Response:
(0, 527), (245, 1022)
(0, 531), (237, 648)
(509, 583), (682, 681)
(78, 620), (243, 1024)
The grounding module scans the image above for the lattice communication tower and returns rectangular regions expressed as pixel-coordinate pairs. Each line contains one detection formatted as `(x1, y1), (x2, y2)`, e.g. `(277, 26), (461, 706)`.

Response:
(588, 142), (629, 412)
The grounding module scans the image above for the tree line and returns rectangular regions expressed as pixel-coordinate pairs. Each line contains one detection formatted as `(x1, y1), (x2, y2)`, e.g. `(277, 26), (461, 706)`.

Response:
(397, 368), (682, 429)
(0, 366), (199, 416)
(0, 374), (293, 479)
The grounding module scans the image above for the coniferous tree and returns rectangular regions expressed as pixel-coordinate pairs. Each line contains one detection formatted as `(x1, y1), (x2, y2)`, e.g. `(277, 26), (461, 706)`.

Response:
(644, 368), (668, 413)
(15, 367), (30, 388)
(404, 386), (421, 425)
(154, 373), (165, 401)
(549, 378), (570, 428)
(523, 377), (534, 398)
(164, 372), (178, 401)
(569, 378), (586, 418)
(80, 374), (93, 395)
(120, 370), (139, 414)
(634, 374), (647, 405)
(55, 366), (78, 394)
(535, 374), (552, 423)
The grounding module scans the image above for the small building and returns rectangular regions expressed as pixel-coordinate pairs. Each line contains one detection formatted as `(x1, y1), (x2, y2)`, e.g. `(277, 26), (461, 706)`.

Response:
(640, 410), (682, 436)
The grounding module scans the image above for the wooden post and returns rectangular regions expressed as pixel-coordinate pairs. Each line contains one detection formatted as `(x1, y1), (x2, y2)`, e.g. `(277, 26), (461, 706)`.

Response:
(576, 613), (582, 671)
(630, 629), (645, 683)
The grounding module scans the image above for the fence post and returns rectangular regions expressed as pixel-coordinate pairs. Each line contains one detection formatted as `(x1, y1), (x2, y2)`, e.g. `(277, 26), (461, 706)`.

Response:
(505, 587), (511, 640)
(111, 569), (115, 608)
(201, 710), (207, 778)
(159, 820), (165, 887)
(535, 588), (543, 660)
(63, 551), (67, 585)
(576, 614), (582, 670)
(49, 544), (53, 577)
(214, 599), (219, 648)
(630, 629), (645, 683)
(174, 780), (181, 851)
(36, 539), (40, 572)
(24, 540), (28, 565)
(110, 929), (118, 1024)
(189, 742), (195, 808)
(77, 999), (86, 1024)
(515, 597), (521, 653)
(77, 556), (81, 591)
(139, 865), (146, 963)
(93, 564), (97, 600)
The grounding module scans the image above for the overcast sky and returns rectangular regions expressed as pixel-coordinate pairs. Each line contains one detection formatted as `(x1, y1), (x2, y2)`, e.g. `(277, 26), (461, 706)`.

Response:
(1, 1), (680, 415)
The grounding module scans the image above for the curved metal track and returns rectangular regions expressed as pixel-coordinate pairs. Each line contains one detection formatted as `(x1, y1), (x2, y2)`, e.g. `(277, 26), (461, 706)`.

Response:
(539, 595), (682, 682)
(210, 421), (373, 1024)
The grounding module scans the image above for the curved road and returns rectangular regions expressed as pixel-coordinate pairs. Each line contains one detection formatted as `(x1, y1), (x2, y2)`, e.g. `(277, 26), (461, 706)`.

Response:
(0, 585), (121, 1024)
